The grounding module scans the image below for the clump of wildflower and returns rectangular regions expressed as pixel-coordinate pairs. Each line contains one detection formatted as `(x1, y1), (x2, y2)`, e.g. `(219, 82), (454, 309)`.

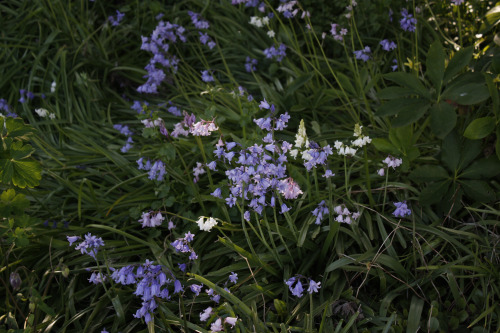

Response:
(380, 39), (397, 51)
(138, 211), (164, 228)
(189, 119), (218, 136)
(108, 10), (125, 26)
(245, 57), (258, 72)
(277, 0), (298, 18)
(393, 201), (411, 217)
(279, 177), (303, 199)
(351, 124), (371, 147)
(312, 200), (329, 225)
(137, 21), (186, 93)
(330, 23), (348, 41)
(188, 11), (210, 29)
(201, 70), (215, 83)
(333, 205), (360, 224)
(111, 260), (179, 323)
(199, 32), (216, 49)
(196, 216), (218, 232)
(114, 124), (134, 152)
(285, 275), (321, 297)
(263, 43), (287, 62)
(88, 271), (107, 284)
(137, 158), (167, 181)
(334, 140), (357, 156)
(353, 46), (371, 62)
(249, 16), (269, 28)
(68, 233), (105, 259)
(193, 162), (206, 183)
(400, 9), (417, 32)
(35, 108), (56, 119)
(171, 232), (198, 261)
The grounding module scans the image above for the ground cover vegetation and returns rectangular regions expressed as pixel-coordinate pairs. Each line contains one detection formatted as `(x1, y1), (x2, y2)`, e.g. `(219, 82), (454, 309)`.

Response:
(1, 0), (500, 332)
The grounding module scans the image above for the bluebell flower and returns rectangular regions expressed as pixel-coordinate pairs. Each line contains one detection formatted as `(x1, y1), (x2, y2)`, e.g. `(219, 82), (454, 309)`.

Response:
(108, 10), (125, 26)
(307, 279), (321, 293)
(245, 57), (258, 72)
(400, 9), (417, 32)
(174, 280), (184, 293)
(380, 39), (397, 51)
(201, 70), (215, 82)
(393, 201), (411, 217)
(312, 200), (329, 225)
(291, 280), (303, 297)
(353, 46), (371, 62)
(190, 284), (203, 296)
(229, 272), (238, 283)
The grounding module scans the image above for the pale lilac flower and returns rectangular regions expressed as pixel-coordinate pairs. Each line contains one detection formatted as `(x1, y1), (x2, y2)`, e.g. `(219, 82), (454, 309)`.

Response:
(224, 316), (238, 328)
(307, 279), (321, 293)
(210, 318), (223, 332)
(201, 70), (214, 82)
(451, 0), (464, 5)
(323, 170), (335, 178)
(380, 39), (397, 51)
(279, 177), (303, 199)
(377, 168), (385, 176)
(200, 307), (213, 321)
(353, 46), (371, 62)
(400, 9), (417, 32)
(393, 201), (411, 217)
(229, 272), (238, 283)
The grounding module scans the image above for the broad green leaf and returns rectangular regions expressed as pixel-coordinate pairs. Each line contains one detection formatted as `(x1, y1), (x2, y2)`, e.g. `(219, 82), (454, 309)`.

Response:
(479, 5), (500, 34)
(11, 160), (42, 188)
(419, 180), (450, 205)
(376, 98), (429, 117)
(335, 72), (356, 95)
(463, 117), (496, 139)
(5, 117), (35, 139)
(485, 73), (499, 118)
(442, 83), (489, 105)
(391, 101), (430, 127)
(461, 157), (500, 179)
(443, 46), (474, 83)
(426, 41), (445, 91)
(441, 131), (460, 172)
(409, 165), (449, 183)
(460, 180), (495, 202)
(458, 137), (482, 170)
(377, 87), (414, 100)
(429, 102), (456, 139)
(10, 141), (35, 160)
(371, 138), (399, 154)
(384, 72), (431, 99)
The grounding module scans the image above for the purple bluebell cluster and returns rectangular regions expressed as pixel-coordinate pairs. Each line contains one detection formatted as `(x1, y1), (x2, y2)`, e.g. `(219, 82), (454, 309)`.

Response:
(312, 200), (329, 225)
(110, 260), (180, 323)
(171, 232), (198, 262)
(108, 10), (125, 26)
(277, 0), (298, 18)
(380, 39), (397, 51)
(131, 100), (148, 114)
(188, 11), (210, 29)
(201, 70), (215, 82)
(400, 9), (417, 32)
(67, 233), (105, 259)
(138, 211), (164, 228)
(18, 89), (35, 104)
(231, 0), (264, 10)
(137, 157), (167, 181)
(199, 32), (216, 49)
(263, 43), (287, 62)
(330, 23), (348, 41)
(113, 124), (134, 153)
(303, 141), (333, 171)
(245, 57), (258, 72)
(88, 271), (106, 284)
(393, 201), (411, 217)
(391, 59), (398, 71)
(353, 46), (371, 62)
(210, 104), (303, 216)
(138, 21), (187, 93)
(0, 98), (17, 117)
(451, 0), (464, 5)
(285, 275), (321, 297)
(333, 205), (360, 224)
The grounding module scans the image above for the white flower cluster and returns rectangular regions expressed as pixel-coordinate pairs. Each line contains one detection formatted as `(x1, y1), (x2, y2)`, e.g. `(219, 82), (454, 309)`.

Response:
(196, 216), (218, 232)
(333, 205), (360, 224)
(289, 119), (312, 160)
(138, 211), (164, 228)
(141, 118), (163, 128)
(189, 120), (218, 136)
(334, 123), (371, 156)
(249, 16), (269, 28)
(35, 108), (56, 119)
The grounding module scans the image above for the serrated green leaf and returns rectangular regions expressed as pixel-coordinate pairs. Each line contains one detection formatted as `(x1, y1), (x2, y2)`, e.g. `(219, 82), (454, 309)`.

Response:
(463, 117), (496, 140)
(461, 157), (500, 179)
(392, 101), (430, 127)
(10, 141), (35, 160)
(443, 83), (489, 105)
(460, 180), (495, 202)
(443, 47), (474, 83)
(384, 72), (431, 99)
(429, 102), (456, 139)
(10, 160), (42, 188)
(5, 117), (35, 139)
(426, 41), (445, 91)
(409, 165), (449, 183)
